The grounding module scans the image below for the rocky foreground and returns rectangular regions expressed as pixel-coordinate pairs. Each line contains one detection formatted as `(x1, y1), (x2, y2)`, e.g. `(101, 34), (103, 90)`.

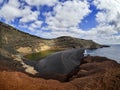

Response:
(0, 56), (120, 90)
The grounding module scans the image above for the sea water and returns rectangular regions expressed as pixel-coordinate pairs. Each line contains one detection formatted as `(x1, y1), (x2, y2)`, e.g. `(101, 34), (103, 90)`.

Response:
(87, 44), (120, 63)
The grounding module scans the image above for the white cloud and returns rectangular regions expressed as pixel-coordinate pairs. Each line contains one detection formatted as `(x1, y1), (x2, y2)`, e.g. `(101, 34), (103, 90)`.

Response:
(45, 0), (91, 31)
(34, 0), (91, 39)
(0, 0), (120, 44)
(0, 5), (21, 20)
(20, 11), (39, 23)
(91, 0), (120, 44)
(80, 24), (120, 44)
(0, 0), (3, 4)
(19, 20), (43, 32)
(96, 25), (117, 35)
(28, 0), (120, 44)
(31, 21), (42, 28)
(34, 21), (42, 25)
(94, 35), (120, 44)
(94, 0), (120, 31)
(8, 0), (20, 8)
(29, 20), (42, 31)
(0, 0), (40, 23)
(0, 0), (21, 20)
(25, 0), (58, 6)
(0, 0), (43, 31)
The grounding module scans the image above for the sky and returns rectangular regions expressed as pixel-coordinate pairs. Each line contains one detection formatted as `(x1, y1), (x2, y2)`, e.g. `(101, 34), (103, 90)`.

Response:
(0, 0), (120, 44)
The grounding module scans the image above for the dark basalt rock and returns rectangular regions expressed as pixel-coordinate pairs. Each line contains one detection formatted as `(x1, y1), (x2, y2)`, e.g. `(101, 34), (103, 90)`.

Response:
(35, 49), (84, 75)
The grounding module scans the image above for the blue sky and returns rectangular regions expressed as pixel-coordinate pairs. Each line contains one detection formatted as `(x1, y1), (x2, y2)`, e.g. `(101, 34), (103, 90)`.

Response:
(0, 0), (120, 44)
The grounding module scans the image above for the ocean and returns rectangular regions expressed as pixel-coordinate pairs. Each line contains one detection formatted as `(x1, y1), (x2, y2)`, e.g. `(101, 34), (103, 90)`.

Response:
(86, 44), (120, 63)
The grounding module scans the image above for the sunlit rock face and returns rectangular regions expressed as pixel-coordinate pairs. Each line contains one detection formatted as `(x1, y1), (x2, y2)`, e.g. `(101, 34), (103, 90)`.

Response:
(35, 48), (84, 75)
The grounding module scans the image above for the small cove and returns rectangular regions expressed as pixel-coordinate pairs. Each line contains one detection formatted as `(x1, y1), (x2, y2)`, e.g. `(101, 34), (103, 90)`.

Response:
(24, 44), (120, 63)
(24, 50), (60, 61)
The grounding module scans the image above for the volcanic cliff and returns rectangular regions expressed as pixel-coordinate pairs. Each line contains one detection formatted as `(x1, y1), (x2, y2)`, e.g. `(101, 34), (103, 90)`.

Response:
(0, 21), (103, 58)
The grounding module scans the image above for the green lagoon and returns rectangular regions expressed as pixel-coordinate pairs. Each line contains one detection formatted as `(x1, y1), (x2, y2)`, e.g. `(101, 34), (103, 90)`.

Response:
(24, 50), (60, 61)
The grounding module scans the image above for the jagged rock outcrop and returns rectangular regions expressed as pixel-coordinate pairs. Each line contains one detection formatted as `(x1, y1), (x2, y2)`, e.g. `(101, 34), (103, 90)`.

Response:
(0, 22), (103, 58)
(0, 56), (120, 90)
(33, 49), (84, 81)
(36, 49), (84, 74)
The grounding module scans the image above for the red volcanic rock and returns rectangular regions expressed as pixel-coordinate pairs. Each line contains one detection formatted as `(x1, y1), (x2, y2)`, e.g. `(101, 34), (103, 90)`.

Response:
(0, 71), (76, 90)
(70, 68), (120, 90)
(0, 56), (120, 90)
(68, 56), (120, 90)
(69, 56), (120, 79)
